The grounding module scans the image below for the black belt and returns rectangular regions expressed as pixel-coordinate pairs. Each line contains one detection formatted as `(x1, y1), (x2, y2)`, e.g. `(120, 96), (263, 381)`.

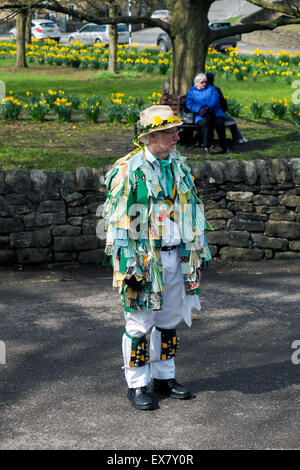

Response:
(161, 245), (179, 251)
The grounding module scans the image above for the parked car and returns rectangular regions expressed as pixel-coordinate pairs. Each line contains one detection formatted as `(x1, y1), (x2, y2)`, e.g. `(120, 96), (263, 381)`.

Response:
(156, 21), (240, 52)
(208, 21), (240, 52)
(151, 10), (170, 22)
(9, 19), (61, 42)
(68, 23), (129, 45)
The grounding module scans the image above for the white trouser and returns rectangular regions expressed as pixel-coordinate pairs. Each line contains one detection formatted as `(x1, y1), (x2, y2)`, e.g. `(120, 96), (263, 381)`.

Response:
(123, 249), (186, 388)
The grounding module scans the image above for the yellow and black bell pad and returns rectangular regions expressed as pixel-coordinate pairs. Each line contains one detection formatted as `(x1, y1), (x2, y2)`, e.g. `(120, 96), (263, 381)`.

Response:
(125, 332), (150, 368)
(155, 327), (178, 361)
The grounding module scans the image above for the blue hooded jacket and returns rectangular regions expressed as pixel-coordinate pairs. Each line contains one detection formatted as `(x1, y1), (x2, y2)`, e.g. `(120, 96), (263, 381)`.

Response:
(186, 83), (225, 123)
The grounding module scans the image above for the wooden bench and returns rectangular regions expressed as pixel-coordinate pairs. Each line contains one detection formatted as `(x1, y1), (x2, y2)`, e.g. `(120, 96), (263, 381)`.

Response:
(134, 94), (236, 147)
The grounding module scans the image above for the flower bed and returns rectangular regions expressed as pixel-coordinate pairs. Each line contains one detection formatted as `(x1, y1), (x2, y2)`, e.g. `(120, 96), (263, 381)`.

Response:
(1, 39), (300, 82)
(0, 89), (162, 123)
(1, 88), (299, 128)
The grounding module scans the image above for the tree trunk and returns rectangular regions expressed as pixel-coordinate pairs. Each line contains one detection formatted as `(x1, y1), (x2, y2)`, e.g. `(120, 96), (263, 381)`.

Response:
(108, 4), (118, 74)
(170, 0), (210, 95)
(16, 12), (28, 68)
(25, 11), (33, 45)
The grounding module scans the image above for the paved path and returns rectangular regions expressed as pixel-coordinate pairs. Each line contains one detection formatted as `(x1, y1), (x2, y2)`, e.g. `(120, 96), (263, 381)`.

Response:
(0, 259), (300, 450)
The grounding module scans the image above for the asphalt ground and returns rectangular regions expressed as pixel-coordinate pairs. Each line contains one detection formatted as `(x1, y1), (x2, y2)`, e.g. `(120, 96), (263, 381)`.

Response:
(0, 259), (300, 451)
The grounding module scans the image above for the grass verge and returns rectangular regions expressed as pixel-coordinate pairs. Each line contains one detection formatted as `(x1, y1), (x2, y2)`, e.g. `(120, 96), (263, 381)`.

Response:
(0, 117), (299, 171)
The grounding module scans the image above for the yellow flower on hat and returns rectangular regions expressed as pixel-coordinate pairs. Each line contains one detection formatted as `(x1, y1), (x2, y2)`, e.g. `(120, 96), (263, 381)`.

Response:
(167, 116), (181, 124)
(152, 115), (163, 127)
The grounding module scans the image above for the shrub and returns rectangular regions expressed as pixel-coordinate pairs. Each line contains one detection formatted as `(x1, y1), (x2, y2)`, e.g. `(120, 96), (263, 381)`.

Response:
(82, 95), (103, 123)
(53, 97), (73, 122)
(44, 89), (65, 109)
(0, 95), (22, 120)
(26, 98), (49, 122)
(226, 97), (243, 117)
(250, 100), (265, 119)
(269, 99), (288, 120)
(289, 103), (300, 128)
(67, 93), (81, 110)
(104, 101), (125, 122)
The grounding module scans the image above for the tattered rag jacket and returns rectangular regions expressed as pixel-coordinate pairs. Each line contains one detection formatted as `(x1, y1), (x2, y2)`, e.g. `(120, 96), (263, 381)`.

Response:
(103, 148), (212, 313)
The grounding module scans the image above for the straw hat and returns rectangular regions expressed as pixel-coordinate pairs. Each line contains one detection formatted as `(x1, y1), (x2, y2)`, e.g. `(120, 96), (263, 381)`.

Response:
(137, 105), (182, 142)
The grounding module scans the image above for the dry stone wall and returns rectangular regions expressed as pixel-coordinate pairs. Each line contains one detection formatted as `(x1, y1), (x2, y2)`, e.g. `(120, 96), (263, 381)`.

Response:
(0, 159), (300, 266)
(190, 159), (300, 261)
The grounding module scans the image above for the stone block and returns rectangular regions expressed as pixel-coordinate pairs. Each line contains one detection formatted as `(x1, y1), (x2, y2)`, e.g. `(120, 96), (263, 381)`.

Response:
(0, 217), (24, 234)
(207, 230), (249, 248)
(206, 219), (227, 230)
(269, 211), (295, 221)
(243, 161), (258, 185)
(5, 169), (31, 193)
(265, 221), (300, 240)
(10, 232), (33, 248)
(271, 159), (292, 183)
(226, 191), (253, 203)
(289, 240), (300, 251)
(10, 229), (52, 248)
(291, 159), (300, 184)
(205, 161), (225, 184)
(0, 236), (9, 247)
(252, 234), (289, 251)
(278, 195), (300, 207)
(17, 248), (52, 264)
(253, 194), (278, 206)
(256, 160), (276, 185)
(52, 225), (81, 237)
(0, 171), (4, 194)
(64, 192), (84, 204)
(229, 217), (265, 232)
(206, 209), (233, 219)
(45, 171), (62, 199)
(30, 170), (48, 198)
(35, 211), (66, 227)
(68, 205), (88, 217)
(88, 202), (104, 215)
(60, 171), (77, 196)
(274, 251), (300, 260)
(237, 212), (268, 222)
(38, 200), (66, 213)
(54, 235), (98, 252)
(220, 247), (264, 260)
(82, 217), (98, 235)
(224, 161), (243, 182)
(264, 249), (273, 259)
(227, 202), (253, 213)
(0, 196), (12, 217)
(76, 167), (104, 191)
(67, 217), (83, 226)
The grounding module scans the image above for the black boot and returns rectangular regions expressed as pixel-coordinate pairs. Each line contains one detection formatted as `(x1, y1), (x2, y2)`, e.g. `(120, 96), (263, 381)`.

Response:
(152, 378), (191, 399)
(127, 386), (153, 410)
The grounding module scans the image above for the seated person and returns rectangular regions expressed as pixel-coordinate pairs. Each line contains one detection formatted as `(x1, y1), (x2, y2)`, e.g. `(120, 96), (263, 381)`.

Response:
(206, 72), (248, 144)
(186, 73), (229, 154)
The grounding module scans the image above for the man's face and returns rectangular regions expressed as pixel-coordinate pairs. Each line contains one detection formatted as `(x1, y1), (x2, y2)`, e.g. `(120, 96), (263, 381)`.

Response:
(149, 128), (180, 158)
(195, 79), (207, 90)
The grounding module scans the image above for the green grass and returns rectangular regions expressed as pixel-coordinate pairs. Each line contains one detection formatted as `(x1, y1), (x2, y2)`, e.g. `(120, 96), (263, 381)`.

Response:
(212, 76), (293, 104)
(0, 61), (299, 170)
(0, 62), (165, 100)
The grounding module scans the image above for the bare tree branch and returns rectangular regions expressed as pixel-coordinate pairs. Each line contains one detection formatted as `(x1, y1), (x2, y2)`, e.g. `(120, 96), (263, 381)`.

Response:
(247, 0), (300, 17)
(207, 13), (300, 43)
